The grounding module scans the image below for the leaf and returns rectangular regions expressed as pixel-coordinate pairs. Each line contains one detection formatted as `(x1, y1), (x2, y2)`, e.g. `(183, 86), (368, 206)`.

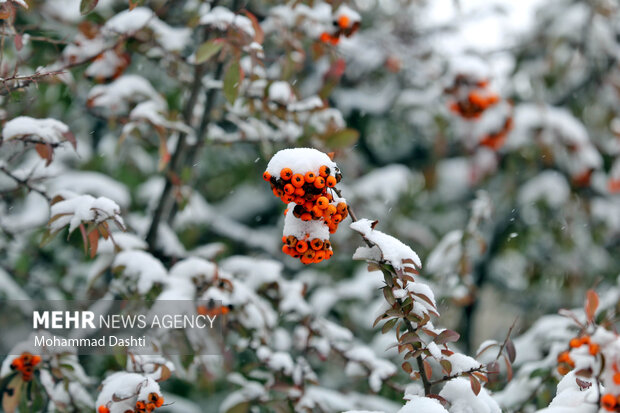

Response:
(381, 318), (398, 334)
(434, 329), (460, 345)
(2, 375), (23, 413)
(244, 11), (264, 44)
(223, 60), (242, 104)
(575, 378), (592, 390)
(383, 287), (396, 305)
(88, 229), (99, 258)
(79, 224), (88, 254)
(79, 0), (98, 15)
(402, 362), (412, 374)
(440, 359), (452, 375)
(503, 355), (513, 382)
(195, 40), (223, 64)
(35, 143), (53, 166)
(14, 34), (23, 51)
(585, 289), (599, 323)
(486, 361), (500, 383)
(325, 128), (359, 149)
(400, 331), (421, 344)
(423, 360), (433, 381)
(468, 374), (481, 396)
(505, 338), (516, 363)
(158, 365), (172, 382)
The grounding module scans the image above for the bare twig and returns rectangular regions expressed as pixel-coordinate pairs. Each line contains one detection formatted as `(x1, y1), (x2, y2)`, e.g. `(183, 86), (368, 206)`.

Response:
(0, 165), (50, 201)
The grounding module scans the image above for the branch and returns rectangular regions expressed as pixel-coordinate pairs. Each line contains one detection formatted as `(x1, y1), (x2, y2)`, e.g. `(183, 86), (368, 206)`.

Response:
(0, 165), (50, 201)
(334, 187), (432, 395)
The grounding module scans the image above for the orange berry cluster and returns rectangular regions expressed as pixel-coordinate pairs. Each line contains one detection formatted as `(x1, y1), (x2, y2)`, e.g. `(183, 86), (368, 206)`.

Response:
(98, 393), (163, 413)
(264, 152), (347, 265)
(556, 335), (600, 375)
(602, 363), (620, 411)
(281, 235), (334, 265)
(447, 75), (500, 120)
(319, 14), (360, 45)
(10, 352), (41, 382)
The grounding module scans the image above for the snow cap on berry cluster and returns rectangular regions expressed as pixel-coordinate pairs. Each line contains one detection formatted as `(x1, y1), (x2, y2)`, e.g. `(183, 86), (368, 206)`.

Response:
(283, 202), (330, 240)
(266, 147), (337, 177)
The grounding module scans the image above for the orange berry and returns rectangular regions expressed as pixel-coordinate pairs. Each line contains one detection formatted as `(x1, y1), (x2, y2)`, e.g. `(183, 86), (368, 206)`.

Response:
(303, 249), (316, 260)
(314, 177), (325, 188)
(325, 205), (337, 216)
(21, 353), (32, 364)
(319, 165), (330, 177)
(580, 336), (590, 346)
(303, 201), (314, 211)
(280, 168), (293, 180)
(263, 171), (271, 181)
(316, 196), (329, 209)
(294, 187), (305, 196)
(589, 343), (600, 356)
(286, 235), (297, 247)
(337, 15), (350, 28)
(323, 240), (331, 250)
(557, 365), (570, 375)
(156, 397), (164, 407)
(336, 202), (347, 215)
(146, 402), (157, 412)
(284, 184), (295, 194)
(614, 372), (620, 385)
(557, 351), (570, 363)
(569, 338), (581, 348)
(293, 196), (305, 205)
(282, 236), (287, 243)
(301, 255), (313, 265)
(282, 194), (295, 203)
(319, 32), (331, 43)
(602, 394), (617, 411)
(329, 36), (340, 45)
(98, 406), (110, 413)
(136, 401), (146, 410)
(304, 172), (316, 183)
(310, 239), (324, 250)
(328, 224), (337, 234)
(300, 213), (312, 221)
(326, 175), (337, 187)
(10, 358), (23, 371)
(311, 206), (323, 218)
(315, 250), (325, 263)
(325, 249), (333, 259)
(282, 245), (291, 255)
(291, 174), (305, 188)
(295, 241), (308, 253)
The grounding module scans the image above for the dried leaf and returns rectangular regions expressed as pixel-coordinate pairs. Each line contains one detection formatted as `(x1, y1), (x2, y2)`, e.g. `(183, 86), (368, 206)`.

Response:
(35, 143), (53, 166)
(402, 362), (412, 374)
(158, 365), (171, 382)
(244, 11), (264, 44)
(423, 360), (433, 381)
(88, 229), (99, 258)
(2, 375), (23, 413)
(585, 289), (599, 323)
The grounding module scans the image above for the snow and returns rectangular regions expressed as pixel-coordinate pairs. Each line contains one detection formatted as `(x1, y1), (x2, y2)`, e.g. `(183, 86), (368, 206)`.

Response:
(112, 250), (167, 294)
(518, 171), (570, 208)
(266, 147), (338, 177)
(345, 346), (397, 392)
(96, 372), (162, 413)
(397, 396), (448, 413)
(350, 218), (422, 270)
(50, 194), (123, 234)
(199, 6), (255, 38)
(49, 171), (131, 209)
(283, 203), (330, 240)
(2, 116), (70, 144)
(268, 81), (295, 105)
(88, 75), (164, 114)
(535, 371), (598, 413)
(439, 378), (501, 413)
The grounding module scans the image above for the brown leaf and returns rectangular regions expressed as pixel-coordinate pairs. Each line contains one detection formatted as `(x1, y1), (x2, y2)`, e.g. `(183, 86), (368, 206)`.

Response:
(88, 229), (99, 258)
(468, 374), (481, 396)
(423, 360), (433, 381)
(505, 338), (516, 363)
(440, 359), (452, 375)
(158, 364), (171, 382)
(434, 329), (460, 345)
(2, 375), (23, 413)
(402, 362), (412, 374)
(79, 224), (88, 254)
(244, 11), (264, 44)
(585, 289), (599, 323)
(35, 143), (53, 166)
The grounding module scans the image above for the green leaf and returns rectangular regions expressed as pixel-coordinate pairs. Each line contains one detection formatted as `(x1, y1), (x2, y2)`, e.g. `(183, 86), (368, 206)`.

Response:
(79, 0), (98, 15)
(325, 128), (359, 149)
(223, 60), (242, 104)
(381, 318), (398, 334)
(195, 40), (223, 64)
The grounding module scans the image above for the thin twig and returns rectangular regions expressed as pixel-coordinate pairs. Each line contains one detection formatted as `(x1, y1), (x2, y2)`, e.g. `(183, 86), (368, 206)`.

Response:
(0, 165), (50, 201)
